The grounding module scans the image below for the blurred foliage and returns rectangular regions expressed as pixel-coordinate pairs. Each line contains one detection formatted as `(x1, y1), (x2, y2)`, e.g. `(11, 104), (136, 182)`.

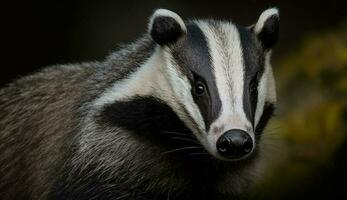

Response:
(251, 21), (347, 199)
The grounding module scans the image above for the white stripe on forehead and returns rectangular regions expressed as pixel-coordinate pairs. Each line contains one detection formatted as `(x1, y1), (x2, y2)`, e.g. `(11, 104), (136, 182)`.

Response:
(195, 21), (252, 134)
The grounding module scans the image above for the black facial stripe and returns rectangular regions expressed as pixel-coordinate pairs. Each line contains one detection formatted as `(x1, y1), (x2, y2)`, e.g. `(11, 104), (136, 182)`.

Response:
(171, 22), (221, 131)
(99, 96), (189, 134)
(237, 25), (265, 126)
(98, 96), (204, 152)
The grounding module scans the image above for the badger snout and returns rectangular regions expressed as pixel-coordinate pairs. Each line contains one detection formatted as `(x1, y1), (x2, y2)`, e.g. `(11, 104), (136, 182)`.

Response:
(216, 129), (253, 159)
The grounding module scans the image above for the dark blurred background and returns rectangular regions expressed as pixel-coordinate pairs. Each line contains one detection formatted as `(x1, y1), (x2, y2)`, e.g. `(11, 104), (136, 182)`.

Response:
(1, 0), (347, 199)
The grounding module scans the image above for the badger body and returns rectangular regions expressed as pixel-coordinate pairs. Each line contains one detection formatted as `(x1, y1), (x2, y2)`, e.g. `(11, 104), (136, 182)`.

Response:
(0, 9), (279, 200)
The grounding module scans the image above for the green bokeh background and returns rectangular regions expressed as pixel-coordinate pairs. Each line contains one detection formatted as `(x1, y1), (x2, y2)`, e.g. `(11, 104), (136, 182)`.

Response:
(250, 22), (347, 199)
(1, 1), (346, 199)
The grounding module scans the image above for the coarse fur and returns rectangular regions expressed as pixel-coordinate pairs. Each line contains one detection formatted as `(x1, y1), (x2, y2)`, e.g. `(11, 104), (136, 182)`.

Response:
(0, 8), (279, 200)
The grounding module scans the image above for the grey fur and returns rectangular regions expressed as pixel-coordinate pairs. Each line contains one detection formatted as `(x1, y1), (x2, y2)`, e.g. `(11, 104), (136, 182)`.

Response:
(0, 9), (277, 200)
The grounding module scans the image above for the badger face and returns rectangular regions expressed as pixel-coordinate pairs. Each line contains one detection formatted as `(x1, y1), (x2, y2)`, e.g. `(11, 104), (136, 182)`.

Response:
(149, 9), (279, 161)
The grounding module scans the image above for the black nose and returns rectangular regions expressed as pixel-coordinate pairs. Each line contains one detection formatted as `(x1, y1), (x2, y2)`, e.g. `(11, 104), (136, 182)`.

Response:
(216, 129), (253, 159)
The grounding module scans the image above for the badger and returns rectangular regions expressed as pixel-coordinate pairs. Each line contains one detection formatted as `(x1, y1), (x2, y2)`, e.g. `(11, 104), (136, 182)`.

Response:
(0, 8), (279, 200)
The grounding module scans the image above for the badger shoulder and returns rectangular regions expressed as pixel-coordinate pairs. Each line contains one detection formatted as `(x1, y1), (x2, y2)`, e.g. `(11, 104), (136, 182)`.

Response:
(0, 62), (96, 128)
(0, 35), (155, 131)
(0, 62), (98, 199)
(0, 36), (157, 199)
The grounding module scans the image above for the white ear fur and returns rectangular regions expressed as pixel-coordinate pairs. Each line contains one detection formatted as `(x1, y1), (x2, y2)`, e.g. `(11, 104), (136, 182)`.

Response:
(254, 8), (279, 34)
(148, 9), (187, 34)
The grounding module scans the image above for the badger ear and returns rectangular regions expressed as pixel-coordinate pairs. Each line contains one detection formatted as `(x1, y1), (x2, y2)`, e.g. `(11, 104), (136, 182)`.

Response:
(148, 9), (187, 46)
(253, 8), (279, 50)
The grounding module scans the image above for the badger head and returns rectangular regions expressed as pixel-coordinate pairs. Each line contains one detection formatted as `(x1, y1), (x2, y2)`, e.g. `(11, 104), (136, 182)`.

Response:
(148, 8), (279, 161)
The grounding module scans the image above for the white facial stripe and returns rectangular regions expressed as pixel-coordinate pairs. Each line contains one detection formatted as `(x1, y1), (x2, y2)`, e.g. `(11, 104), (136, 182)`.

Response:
(255, 51), (277, 129)
(92, 46), (206, 136)
(254, 55), (269, 126)
(264, 52), (277, 104)
(194, 21), (254, 158)
(93, 47), (163, 107)
(162, 49), (206, 135)
(197, 21), (251, 132)
(226, 24), (253, 132)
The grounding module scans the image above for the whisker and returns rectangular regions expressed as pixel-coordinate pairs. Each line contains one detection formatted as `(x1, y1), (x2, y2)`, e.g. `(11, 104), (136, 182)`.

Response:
(160, 131), (190, 136)
(171, 137), (198, 143)
(160, 130), (198, 141)
(161, 146), (203, 155)
(161, 131), (195, 138)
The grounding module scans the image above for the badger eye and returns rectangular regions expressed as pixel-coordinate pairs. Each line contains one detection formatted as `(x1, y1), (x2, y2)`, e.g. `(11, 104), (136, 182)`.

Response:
(195, 82), (205, 96)
(250, 72), (260, 94)
(250, 82), (258, 95)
